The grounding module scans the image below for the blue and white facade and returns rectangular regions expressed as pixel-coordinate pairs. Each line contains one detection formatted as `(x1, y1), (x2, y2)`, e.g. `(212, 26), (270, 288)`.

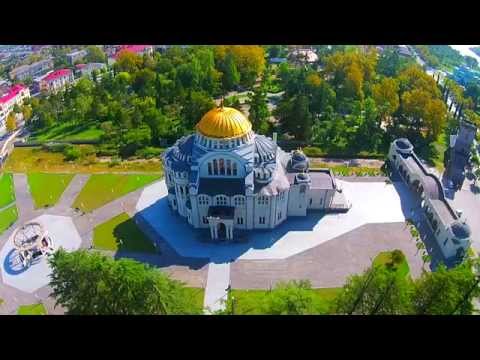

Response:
(162, 110), (350, 242)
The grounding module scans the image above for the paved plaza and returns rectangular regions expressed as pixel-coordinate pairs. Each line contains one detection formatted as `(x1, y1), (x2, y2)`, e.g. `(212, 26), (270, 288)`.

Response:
(0, 170), (477, 314)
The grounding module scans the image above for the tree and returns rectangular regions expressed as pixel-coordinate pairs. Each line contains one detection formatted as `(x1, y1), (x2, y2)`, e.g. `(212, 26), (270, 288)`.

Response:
(247, 85), (270, 134)
(49, 249), (202, 315)
(411, 262), (479, 315)
(335, 265), (413, 315)
(6, 112), (17, 132)
(222, 52), (241, 91)
(216, 46), (266, 88)
(261, 280), (323, 315)
(114, 50), (142, 74)
(22, 104), (32, 122)
(119, 125), (152, 158)
(464, 56), (478, 69)
(85, 45), (106, 63)
(182, 90), (215, 130)
(372, 77), (400, 124)
(275, 94), (312, 141)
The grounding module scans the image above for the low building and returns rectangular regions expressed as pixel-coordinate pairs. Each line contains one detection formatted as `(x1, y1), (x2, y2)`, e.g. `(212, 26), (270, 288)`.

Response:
(75, 62), (106, 79)
(0, 84), (30, 134)
(445, 120), (478, 189)
(162, 106), (350, 242)
(39, 69), (74, 94)
(388, 138), (472, 261)
(9, 58), (53, 81)
(288, 49), (318, 64)
(66, 49), (87, 65)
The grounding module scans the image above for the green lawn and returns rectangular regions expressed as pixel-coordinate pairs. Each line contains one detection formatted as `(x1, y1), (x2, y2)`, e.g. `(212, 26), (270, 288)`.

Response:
(27, 173), (74, 208)
(0, 205), (18, 234)
(72, 174), (161, 212)
(93, 212), (156, 253)
(0, 173), (15, 208)
(373, 250), (410, 278)
(29, 121), (104, 142)
(17, 303), (47, 315)
(228, 287), (341, 315)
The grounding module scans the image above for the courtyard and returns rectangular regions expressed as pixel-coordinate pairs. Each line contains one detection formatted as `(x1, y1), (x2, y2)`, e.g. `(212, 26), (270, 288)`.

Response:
(0, 167), (478, 314)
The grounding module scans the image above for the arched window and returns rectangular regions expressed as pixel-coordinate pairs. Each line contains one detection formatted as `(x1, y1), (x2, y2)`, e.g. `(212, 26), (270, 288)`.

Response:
(234, 196), (245, 207)
(213, 159), (218, 175)
(226, 159), (232, 175)
(198, 195), (210, 206)
(215, 195), (228, 206)
(233, 162), (238, 176)
(257, 196), (269, 205)
(219, 159), (225, 175)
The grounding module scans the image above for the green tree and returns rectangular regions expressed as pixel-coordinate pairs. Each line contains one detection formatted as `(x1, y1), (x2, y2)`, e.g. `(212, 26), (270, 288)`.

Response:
(49, 249), (202, 315)
(276, 94), (312, 141)
(119, 124), (152, 158)
(411, 262), (479, 315)
(335, 265), (413, 315)
(182, 90), (215, 130)
(85, 45), (107, 63)
(247, 85), (270, 134)
(261, 280), (322, 315)
(222, 52), (241, 91)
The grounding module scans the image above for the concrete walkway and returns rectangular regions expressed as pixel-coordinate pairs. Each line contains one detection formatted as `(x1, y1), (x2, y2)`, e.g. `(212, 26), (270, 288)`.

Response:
(55, 174), (90, 211)
(12, 174), (36, 221)
(203, 261), (231, 314)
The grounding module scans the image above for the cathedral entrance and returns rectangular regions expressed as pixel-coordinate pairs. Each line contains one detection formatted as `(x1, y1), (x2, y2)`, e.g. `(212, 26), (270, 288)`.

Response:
(217, 222), (227, 240)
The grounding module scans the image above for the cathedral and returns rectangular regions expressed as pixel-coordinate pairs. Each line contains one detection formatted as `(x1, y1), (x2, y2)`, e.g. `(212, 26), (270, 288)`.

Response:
(162, 106), (350, 241)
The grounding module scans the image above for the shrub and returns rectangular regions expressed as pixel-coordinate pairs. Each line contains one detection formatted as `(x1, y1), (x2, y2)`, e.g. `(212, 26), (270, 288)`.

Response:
(43, 143), (70, 153)
(63, 146), (81, 161)
(135, 147), (164, 159)
(303, 146), (324, 157)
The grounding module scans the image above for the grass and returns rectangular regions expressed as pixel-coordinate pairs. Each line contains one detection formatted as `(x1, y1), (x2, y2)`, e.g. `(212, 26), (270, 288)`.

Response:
(27, 173), (74, 208)
(17, 303), (47, 315)
(373, 250), (410, 278)
(0, 205), (18, 234)
(93, 212), (155, 253)
(228, 287), (341, 315)
(29, 121), (104, 142)
(0, 173), (15, 208)
(185, 287), (205, 309)
(73, 174), (161, 212)
(4, 147), (164, 174)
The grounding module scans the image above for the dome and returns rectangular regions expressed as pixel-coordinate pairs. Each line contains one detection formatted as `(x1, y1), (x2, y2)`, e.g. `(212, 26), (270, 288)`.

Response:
(196, 107), (252, 139)
(451, 221), (471, 239)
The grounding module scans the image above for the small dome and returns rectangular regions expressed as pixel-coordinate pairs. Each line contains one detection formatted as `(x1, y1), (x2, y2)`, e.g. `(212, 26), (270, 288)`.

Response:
(451, 221), (471, 239)
(196, 106), (252, 139)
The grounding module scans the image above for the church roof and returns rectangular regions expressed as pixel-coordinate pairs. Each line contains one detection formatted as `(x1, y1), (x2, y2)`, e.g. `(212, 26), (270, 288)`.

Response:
(196, 107), (252, 139)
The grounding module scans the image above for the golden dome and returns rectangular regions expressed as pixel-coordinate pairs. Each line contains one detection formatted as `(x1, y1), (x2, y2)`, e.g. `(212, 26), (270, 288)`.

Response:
(196, 107), (252, 139)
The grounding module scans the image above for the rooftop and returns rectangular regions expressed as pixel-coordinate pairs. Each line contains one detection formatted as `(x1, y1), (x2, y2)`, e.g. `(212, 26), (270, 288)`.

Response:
(0, 84), (27, 104)
(42, 69), (72, 82)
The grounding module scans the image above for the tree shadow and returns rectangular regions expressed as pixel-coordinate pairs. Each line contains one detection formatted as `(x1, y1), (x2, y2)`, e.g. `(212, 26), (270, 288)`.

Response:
(112, 217), (156, 254)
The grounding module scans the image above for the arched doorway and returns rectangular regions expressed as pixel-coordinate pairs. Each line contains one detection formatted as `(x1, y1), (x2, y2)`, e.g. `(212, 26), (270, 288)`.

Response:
(217, 222), (227, 240)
